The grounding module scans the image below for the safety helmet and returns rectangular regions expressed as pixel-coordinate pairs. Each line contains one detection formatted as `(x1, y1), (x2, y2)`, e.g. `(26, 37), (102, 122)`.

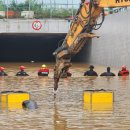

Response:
(42, 64), (46, 68)
(0, 67), (5, 71)
(122, 65), (126, 70)
(20, 66), (25, 70)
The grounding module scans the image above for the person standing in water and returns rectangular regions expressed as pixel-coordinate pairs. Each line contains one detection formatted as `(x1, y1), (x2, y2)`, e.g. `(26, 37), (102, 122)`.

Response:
(38, 64), (49, 76)
(16, 66), (29, 76)
(0, 66), (8, 76)
(118, 65), (129, 76)
(84, 65), (98, 76)
(60, 68), (72, 78)
(100, 67), (116, 76)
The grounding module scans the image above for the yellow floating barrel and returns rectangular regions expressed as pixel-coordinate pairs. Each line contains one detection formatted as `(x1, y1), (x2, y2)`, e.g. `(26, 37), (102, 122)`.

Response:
(0, 91), (30, 110)
(83, 90), (114, 112)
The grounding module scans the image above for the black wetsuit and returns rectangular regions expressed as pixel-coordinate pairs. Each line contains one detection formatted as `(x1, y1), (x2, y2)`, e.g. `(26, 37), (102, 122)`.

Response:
(16, 71), (29, 76)
(0, 71), (8, 76)
(84, 70), (98, 76)
(100, 72), (115, 76)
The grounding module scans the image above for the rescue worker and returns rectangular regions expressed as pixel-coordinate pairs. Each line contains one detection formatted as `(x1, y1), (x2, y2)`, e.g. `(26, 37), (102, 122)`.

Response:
(67, 71), (72, 77)
(100, 67), (116, 76)
(118, 65), (129, 76)
(60, 68), (72, 78)
(16, 66), (29, 76)
(0, 66), (8, 76)
(84, 65), (98, 76)
(38, 64), (49, 76)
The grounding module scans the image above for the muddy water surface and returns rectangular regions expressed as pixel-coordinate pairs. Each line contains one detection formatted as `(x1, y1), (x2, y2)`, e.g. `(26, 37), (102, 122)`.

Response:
(0, 63), (130, 130)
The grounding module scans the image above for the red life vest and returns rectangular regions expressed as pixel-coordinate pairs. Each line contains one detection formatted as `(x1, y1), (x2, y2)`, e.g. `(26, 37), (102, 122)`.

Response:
(38, 68), (49, 73)
(119, 70), (129, 76)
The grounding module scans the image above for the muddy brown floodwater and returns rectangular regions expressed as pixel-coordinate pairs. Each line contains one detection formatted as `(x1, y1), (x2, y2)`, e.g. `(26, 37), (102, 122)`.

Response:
(0, 62), (130, 130)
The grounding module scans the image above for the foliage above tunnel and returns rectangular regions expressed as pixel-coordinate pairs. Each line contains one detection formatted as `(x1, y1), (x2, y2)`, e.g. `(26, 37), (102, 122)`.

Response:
(0, 0), (77, 19)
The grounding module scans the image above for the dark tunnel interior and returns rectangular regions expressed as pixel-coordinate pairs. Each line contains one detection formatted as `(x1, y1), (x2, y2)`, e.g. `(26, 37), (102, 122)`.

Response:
(0, 33), (65, 62)
(0, 33), (89, 62)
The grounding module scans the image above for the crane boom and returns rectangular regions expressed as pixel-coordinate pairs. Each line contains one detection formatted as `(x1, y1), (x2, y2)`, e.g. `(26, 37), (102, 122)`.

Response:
(53, 0), (130, 91)
(99, 0), (130, 7)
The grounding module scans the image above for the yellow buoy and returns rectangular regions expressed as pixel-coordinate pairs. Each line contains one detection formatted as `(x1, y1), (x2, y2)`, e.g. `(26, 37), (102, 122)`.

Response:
(83, 90), (114, 112)
(0, 91), (30, 110)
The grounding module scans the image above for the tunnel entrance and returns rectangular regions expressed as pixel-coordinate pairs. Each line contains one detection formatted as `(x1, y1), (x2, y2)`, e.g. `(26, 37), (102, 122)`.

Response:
(0, 33), (89, 62)
(0, 33), (66, 62)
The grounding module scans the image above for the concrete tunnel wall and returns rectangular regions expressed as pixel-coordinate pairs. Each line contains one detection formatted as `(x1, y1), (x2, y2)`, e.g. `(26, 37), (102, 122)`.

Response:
(85, 10), (130, 68)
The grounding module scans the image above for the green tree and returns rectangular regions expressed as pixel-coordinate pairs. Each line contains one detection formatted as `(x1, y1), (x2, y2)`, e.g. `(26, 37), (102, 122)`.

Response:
(6, 0), (78, 19)
(8, 0), (17, 11)
(0, 0), (5, 11)
(24, 0), (41, 11)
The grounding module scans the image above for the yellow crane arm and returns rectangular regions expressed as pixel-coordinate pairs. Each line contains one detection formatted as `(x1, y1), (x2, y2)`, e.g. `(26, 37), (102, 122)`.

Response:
(99, 0), (130, 8)
(66, 3), (102, 48)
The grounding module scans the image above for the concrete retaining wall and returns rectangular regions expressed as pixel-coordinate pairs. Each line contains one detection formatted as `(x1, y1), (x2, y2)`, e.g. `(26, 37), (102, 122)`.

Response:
(0, 19), (70, 33)
(85, 10), (130, 68)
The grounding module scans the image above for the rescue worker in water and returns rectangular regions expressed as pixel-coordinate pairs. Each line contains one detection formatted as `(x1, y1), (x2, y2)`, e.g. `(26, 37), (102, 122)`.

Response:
(60, 68), (72, 78)
(0, 66), (8, 76)
(84, 65), (98, 76)
(118, 65), (129, 76)
(16, 66), (29, 76)
(100, 67), (116, 76)
(38, 64), (49, 76)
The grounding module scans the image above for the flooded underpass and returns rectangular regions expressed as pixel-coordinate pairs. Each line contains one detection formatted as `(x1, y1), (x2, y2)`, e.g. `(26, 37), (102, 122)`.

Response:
(0, 62), (130, 130)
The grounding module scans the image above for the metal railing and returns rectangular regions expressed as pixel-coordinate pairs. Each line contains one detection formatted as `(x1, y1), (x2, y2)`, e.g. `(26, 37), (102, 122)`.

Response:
(0, 0), (80, 19)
